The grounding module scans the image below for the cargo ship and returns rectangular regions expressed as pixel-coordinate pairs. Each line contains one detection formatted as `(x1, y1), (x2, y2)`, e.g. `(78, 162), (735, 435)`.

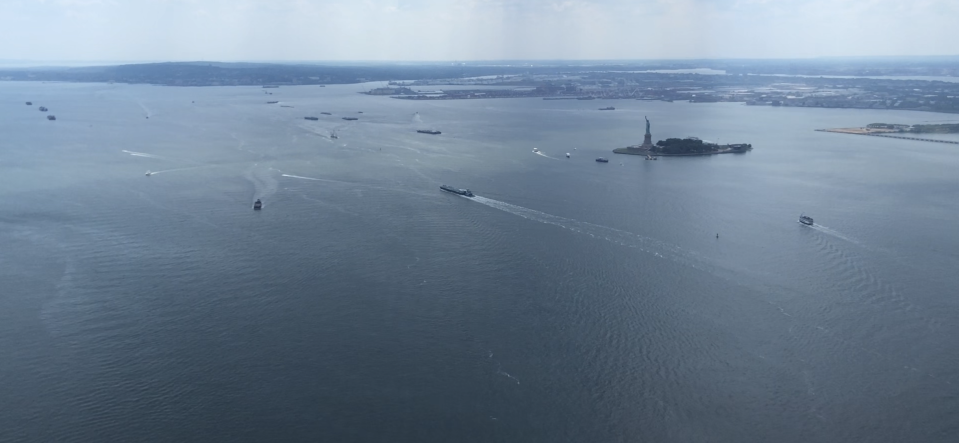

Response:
(417, 130), (441, 135)
(440, 185), (474, 197)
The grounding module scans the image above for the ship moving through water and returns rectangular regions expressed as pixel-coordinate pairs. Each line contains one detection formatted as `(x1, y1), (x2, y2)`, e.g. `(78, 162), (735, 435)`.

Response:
(799, 214), (814, 225)
(440, 185), (474, 197)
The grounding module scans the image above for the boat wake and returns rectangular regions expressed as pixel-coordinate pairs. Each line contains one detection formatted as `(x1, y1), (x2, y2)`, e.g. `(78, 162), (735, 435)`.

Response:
(146, 166), (210, 175)
(247, 164), (278, 201)
(533, 150), (558, 160)
(281, 173), (345, 184)
(122, 150), (163, 159)
(805, 223), (861, 245)
(468, 195), (696, 266)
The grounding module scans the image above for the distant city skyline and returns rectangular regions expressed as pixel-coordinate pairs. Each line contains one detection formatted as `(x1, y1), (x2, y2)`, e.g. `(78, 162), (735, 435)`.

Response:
(1, 0), (956, 63)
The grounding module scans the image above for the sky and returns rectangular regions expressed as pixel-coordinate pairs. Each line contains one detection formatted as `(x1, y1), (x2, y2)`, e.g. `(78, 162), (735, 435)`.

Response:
(0, 0), (957, 63)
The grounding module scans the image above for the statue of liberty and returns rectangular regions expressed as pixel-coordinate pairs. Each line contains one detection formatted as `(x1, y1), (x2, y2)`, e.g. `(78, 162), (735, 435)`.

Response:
(645, 116), (651, 135)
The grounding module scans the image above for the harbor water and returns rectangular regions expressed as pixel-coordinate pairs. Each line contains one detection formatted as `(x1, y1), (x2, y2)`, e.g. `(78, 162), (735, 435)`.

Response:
(2, 81), (958, 442)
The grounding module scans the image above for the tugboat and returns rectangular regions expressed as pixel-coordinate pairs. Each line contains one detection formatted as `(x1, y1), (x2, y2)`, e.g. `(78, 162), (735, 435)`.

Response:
(439, 185), (474, 197)
(595, 157), (609, 163)
(799, 214), (814, 226)
(253, 199), (263, 210)
(417, 130), (441, 135)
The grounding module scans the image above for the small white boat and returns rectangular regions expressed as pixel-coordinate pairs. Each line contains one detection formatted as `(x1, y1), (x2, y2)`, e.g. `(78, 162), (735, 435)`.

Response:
(566, 153), (570, 158)
(145, 171), (152, 176)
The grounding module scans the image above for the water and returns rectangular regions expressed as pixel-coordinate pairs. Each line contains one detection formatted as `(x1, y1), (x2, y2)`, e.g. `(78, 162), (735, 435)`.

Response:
(2, 81), (959, 442)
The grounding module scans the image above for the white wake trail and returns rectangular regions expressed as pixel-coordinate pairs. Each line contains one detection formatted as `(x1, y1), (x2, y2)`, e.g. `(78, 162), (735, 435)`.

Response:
(806, 223), (861, 245)
(148, 165), (214, 175)
(468, 195), (696, 265)
(122, 150), (163, 159)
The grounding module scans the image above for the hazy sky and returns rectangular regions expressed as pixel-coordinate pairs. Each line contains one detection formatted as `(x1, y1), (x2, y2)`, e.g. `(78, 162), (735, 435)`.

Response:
(1, 0), (957, 62)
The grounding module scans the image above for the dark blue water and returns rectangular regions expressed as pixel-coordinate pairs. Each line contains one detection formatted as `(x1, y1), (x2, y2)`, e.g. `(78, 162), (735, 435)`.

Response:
(2, 81), (958, 442)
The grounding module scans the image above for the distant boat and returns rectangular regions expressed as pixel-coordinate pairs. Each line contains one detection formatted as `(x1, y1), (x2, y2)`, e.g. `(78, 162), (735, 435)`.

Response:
(330, 132), (338, 139)
(47, 115), (56, 121)
(599, 107), (615, 111)
(533, 148), (540, 153)
(39, 106), (48, 112)
(304, 116), (319, 121)
(566, 153), (570, 158)
(799, 214), (814, 226)
(595, 157), (609, 163)
(145, 170), (152, 176)
(320, 112), (332, 115)
(417, 129), (441, 135)
(266, 101), (279, 104)
(439, 185), (474, 197)
(25, 101), (32, 106)
(342, 117), (358, 121)
(253, 199), (263, 210)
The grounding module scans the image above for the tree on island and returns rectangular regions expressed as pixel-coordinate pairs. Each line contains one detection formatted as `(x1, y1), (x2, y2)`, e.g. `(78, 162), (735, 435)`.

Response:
(651, 138), (721, 154)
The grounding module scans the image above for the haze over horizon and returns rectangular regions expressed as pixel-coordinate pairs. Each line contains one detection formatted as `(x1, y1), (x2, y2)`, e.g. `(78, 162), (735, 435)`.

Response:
(1, 0), (957, 63)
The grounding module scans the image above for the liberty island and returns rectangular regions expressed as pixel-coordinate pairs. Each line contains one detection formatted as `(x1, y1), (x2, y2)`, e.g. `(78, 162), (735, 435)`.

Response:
(613, 116), (752, 156)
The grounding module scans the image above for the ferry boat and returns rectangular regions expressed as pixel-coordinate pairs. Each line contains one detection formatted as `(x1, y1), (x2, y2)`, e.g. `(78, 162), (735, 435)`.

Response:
(799, 214), (814, 226)
(440, 185), (474, 197)
(253, 199), (263, 210)
(595, 158), (609, 163)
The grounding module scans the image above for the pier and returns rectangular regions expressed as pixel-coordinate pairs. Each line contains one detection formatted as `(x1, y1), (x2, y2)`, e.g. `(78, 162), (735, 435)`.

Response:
(817, 128), (959, 145)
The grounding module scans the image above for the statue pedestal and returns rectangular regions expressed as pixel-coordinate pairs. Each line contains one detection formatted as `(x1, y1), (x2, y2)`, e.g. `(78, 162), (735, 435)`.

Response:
(640, 133), (653, 149)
